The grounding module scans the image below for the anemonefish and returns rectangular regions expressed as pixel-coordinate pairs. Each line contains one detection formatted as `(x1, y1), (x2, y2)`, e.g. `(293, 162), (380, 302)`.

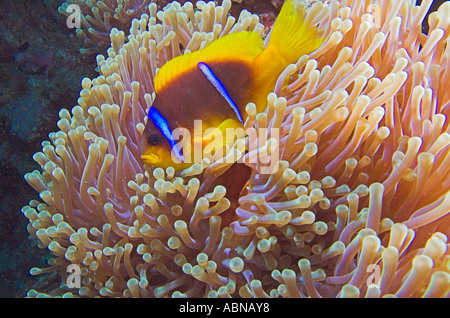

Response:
(141, 0), (323, 170)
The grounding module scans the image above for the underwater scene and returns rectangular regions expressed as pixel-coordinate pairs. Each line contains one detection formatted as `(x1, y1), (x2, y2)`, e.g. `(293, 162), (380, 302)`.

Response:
(0, 0), (449, 298)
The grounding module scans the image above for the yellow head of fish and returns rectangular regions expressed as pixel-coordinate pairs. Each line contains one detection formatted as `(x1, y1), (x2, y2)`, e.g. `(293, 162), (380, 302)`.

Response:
(140, 117), (182, 170)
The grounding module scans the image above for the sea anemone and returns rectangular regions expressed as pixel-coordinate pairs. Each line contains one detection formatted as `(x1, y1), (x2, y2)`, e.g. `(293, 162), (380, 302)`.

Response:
(24, 0), (449, 298)
(58, 0), (150, 54)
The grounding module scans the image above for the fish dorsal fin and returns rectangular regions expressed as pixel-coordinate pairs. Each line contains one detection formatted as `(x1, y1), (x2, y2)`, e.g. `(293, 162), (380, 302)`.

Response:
(154, 31), (265, 92)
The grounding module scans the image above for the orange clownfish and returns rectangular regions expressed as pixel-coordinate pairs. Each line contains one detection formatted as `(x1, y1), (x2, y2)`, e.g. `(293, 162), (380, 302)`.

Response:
(141, 0), (323, 171)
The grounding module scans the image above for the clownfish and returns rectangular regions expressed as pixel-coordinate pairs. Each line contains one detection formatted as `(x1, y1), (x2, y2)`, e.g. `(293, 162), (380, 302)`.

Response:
(141, 0), (323, 170)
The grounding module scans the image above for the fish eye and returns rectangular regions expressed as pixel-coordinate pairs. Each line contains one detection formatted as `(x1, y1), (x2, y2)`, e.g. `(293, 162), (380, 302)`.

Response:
(147, 134), (161, 146)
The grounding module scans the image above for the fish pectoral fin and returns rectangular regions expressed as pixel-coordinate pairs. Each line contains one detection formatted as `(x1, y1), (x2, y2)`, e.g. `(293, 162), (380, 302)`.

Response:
(198, 118), (246, 153)
(216, 119), (245, 146)
(202, 127), (223, 143)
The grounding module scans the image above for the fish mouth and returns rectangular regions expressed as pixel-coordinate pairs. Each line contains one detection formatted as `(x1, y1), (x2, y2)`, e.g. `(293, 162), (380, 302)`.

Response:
(141, 153), (161, 164)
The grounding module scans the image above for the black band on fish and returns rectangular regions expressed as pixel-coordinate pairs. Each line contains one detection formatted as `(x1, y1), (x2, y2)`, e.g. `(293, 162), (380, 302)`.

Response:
(198, 62), (244, 124)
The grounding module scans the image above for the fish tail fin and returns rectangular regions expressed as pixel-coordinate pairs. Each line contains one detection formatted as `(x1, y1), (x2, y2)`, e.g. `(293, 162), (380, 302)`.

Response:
(257, 0), (323, 67)
(251, 0), (324, 110)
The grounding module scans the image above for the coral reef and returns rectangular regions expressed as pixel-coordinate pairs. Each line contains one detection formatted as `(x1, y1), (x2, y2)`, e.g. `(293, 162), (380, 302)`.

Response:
(18, 0), (450, 298)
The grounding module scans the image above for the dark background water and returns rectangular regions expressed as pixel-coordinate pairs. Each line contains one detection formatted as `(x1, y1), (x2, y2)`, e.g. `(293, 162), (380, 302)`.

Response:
(0, 0), (97, 297)
(0, 0), (446, 297)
